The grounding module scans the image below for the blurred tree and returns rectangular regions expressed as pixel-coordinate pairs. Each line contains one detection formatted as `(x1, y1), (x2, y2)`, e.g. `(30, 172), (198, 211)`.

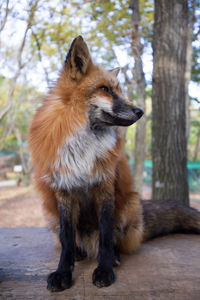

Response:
(189, 111), (200, 161)
(0, 0), (40, 121)
(152, 0), (189, 204)
(0, 0), (10, 33)
(29, 1), (84, 85)
(0, 0), (42, 182)
(191, 1), (200, 85)
(130, 0), (147, 196)
(88, 0), (153, 195)
(185, 0), (196, 140)
(0, 0), (199, 188)
(0, 76), (43, 182)
(193, 131), (200, 161)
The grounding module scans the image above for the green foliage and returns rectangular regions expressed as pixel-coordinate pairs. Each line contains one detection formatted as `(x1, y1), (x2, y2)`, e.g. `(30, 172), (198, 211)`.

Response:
(189, 108), (200, 161)
(30, 2), (83, 70)
(191, 46), (200, 82)
(0, 77), (43, 153)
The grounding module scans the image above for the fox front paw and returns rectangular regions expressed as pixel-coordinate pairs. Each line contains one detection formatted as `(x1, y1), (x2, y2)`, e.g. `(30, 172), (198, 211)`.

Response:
(92, 266), (115, 288)
(47, 271), (72, 292)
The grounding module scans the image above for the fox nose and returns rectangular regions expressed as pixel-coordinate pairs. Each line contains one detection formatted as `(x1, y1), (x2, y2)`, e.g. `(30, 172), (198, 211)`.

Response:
(133, 108), (144, 119)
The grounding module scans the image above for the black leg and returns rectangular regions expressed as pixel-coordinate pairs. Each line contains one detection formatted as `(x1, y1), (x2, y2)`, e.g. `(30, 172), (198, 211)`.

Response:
(113, 246), (121, 267)
(47, 202), (75, 292)
(92, 201), (115, 288)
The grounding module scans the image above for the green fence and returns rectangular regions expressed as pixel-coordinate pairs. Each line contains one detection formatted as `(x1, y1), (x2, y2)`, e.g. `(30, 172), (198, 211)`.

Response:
(130, 160), (200, 193)
(1, 153), (200, 193)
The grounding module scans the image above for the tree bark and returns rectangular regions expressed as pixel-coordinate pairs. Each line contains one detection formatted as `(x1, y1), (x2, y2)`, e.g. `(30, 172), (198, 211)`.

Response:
(130, 0), (146, 196)
(120, 65), (135, 103)
(152, 0), (189, 205)
(14, 128), (32, 185)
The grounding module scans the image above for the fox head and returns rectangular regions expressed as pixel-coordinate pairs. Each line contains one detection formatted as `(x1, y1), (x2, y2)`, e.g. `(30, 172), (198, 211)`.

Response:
(58, 36), (143, 130)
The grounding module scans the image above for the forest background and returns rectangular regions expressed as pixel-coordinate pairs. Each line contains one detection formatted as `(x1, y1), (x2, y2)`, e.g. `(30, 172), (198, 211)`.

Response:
(0, 0), (200, 199)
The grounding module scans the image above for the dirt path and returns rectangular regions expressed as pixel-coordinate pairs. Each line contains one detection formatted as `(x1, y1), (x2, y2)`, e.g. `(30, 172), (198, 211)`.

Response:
(0, 185), (200, 228)
(0, 186), (47, 227)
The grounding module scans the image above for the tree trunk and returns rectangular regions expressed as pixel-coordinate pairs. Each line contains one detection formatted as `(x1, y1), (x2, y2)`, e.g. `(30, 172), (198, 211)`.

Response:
(152, 0), (189, 205)
(130, 0), (146, 196)
(14, 128), (32, 185)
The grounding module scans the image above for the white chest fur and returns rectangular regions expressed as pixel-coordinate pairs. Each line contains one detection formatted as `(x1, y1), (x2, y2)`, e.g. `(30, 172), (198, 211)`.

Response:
(50, 126), (117, 190)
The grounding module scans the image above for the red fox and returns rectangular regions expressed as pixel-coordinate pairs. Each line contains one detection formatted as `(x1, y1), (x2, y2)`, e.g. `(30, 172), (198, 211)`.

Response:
(28, 36), (200, 291)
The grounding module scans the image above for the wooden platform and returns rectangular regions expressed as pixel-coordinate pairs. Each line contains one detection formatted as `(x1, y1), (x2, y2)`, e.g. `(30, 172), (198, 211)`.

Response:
(0, 228), (200, 300)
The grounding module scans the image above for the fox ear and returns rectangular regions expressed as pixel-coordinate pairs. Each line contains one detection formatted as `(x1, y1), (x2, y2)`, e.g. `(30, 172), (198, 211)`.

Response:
(110, 67), (120, 77)
(65, 36), (92, 80)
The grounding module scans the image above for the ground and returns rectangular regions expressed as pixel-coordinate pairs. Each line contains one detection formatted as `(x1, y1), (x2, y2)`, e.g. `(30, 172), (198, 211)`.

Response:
(0, 186), (47, 227)
(1, 185), (200, 300)
(1, 227), (200, 300)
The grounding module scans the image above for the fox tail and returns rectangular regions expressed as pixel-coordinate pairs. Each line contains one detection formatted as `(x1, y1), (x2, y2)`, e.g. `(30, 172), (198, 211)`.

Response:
(142, 199), (200, 241)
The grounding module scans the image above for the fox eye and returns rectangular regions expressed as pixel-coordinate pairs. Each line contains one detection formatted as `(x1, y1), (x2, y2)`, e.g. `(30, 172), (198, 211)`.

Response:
(100, 86), (110, 93)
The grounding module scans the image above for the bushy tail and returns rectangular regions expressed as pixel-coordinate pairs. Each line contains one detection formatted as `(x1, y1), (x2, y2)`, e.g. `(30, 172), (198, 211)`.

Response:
(141, 199), (200, 241)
